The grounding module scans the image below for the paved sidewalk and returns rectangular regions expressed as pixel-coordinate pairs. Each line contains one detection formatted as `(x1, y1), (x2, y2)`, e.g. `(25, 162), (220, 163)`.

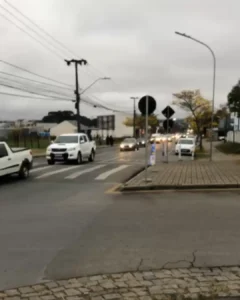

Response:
(2, 267), (240, 299)
(122, 161), (240, 191)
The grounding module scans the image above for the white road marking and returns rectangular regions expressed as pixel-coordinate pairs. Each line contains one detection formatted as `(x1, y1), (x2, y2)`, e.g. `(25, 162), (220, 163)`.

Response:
(95, 165), (129, 180)
(35, 165), (81, 179)
(31, 166), (53, 173)
(65, 164), (106, 179)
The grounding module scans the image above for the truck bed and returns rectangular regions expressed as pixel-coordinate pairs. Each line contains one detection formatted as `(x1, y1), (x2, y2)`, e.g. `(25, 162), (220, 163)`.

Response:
(11, 147), (29, 153)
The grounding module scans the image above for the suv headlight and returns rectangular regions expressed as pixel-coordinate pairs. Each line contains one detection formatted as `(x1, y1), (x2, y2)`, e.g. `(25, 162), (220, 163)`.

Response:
(68, 147), (76, 151)
(46, 147), (51, 152)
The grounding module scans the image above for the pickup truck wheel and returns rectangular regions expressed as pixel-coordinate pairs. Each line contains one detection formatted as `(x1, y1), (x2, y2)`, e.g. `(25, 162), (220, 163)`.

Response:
(47, 160), (55, 165)
(76, 152), (82, 165)
(88, 149), (95, 162)
(19, 163), (29, 179)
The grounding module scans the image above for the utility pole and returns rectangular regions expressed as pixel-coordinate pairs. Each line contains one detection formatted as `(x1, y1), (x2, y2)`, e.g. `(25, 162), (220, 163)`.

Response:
(65, 59), (88, 132)
(130, 97), (139, 137)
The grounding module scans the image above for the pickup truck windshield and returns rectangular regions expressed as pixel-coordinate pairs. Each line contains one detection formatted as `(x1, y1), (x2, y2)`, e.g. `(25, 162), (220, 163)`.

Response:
(179, 139), (193, 145)
(55, 136), (79, 143)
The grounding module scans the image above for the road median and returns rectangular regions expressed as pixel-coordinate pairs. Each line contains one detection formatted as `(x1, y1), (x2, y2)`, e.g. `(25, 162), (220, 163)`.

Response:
(121, 161), (240, 191)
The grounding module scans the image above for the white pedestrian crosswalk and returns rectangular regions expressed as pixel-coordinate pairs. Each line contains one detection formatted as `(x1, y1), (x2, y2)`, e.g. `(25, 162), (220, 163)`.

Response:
(31, 163), (131, 182)
(36, 165), (81, 179)
(95, 165), (129, 180)
(65, 164), (106, 179)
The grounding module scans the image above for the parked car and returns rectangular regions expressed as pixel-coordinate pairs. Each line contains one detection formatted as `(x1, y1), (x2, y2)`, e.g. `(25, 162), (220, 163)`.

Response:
(46, 133), (96, 165)
(0, 142), (33, 179)
(137, 138), (146, 147)
(120, 138), (139, 151)
(175, 137), (196, 156)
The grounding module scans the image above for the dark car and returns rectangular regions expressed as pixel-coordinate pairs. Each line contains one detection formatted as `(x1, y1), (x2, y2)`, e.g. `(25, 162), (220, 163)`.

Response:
(137, 138), (146, 147)
(119, 138), (139, 151)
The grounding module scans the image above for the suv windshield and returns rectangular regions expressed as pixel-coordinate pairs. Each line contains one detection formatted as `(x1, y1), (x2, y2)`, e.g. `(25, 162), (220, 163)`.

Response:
(55, 136), (78, 143)
(179, 139), (193, 145)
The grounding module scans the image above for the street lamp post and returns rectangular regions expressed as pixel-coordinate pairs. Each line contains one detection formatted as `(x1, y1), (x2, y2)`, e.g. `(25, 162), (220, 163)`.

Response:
(130, 97), (139, 137)
(175, 32), (216, 162)
(80, 77), (110, 95)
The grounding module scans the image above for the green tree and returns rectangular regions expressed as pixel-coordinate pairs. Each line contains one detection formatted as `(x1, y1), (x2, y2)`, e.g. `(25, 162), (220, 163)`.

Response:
(227, 81), (240, 117)
(123, 114), (159, 132)
(172, 89), (213, 149)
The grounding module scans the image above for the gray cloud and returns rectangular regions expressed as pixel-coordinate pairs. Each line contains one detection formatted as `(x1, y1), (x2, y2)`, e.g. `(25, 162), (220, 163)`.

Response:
(1, 0), (240, 120)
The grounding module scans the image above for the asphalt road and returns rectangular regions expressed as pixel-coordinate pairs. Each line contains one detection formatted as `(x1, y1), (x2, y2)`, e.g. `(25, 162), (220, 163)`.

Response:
(0, 142), (225, 290)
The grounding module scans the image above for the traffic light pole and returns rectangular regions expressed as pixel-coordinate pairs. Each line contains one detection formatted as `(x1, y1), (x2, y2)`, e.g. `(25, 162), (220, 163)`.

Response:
(133, 99), (136, 137)
(145, 95), (148, 182)
(130, 97), (138, 138)
(166, 117), (169, 163)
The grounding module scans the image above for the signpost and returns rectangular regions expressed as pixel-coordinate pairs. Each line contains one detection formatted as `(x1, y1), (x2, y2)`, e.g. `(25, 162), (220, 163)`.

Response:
(162, 105), (175, 163)
(138, 95), (157, 182)
(163, 119), (174, 131)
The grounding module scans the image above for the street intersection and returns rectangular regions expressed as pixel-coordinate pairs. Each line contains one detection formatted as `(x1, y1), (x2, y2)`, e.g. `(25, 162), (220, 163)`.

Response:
(1, 142), (239, 292)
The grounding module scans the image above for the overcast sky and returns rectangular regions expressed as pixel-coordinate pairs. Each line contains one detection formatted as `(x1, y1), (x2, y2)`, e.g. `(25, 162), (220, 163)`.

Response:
(0, 0), (239, 120)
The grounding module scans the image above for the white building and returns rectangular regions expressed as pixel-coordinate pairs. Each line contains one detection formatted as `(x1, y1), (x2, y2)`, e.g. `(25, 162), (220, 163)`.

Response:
(50, 121), (89, 136)
(91, 113), (133, 138)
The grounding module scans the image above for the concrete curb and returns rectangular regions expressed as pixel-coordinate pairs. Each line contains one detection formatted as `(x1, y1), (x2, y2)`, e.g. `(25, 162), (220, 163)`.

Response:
(121, 183), (240, 192)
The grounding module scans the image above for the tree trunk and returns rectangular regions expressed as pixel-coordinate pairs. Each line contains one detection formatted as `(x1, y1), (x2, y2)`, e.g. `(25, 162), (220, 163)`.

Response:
(199, 134), (203, 150)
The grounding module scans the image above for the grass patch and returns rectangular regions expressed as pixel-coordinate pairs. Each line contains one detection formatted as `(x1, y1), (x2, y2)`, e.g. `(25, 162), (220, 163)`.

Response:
(216, 142), (240, 154)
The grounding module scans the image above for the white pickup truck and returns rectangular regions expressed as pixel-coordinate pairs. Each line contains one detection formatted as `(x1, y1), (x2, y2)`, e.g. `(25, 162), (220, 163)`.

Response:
(46, 133), (97, 165)
(0, 142), (33, 179)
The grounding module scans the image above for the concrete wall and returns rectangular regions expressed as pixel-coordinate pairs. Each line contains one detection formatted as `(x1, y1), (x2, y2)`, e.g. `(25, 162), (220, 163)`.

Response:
(227, 130), (240, 143)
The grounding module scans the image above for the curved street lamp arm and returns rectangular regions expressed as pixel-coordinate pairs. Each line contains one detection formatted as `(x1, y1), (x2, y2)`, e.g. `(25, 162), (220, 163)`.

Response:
(175, 31), (216, 161)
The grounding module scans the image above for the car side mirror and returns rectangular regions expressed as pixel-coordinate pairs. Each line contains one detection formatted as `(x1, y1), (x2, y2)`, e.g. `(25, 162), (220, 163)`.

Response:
(80, 140), (84, 144)
(51, 140), (54, 144)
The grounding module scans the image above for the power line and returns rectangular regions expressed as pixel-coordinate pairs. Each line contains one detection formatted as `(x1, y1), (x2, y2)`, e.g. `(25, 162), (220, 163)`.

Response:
(0, 77), (73, 99)
(2, 0), (130, 99)
(0, 3), (68, 58)
(0, 73), (132, 113)
(0, 11), (65, 61)
(0, 82), (74, 101)
(0, 91), (73, 101)
(2, 0), (103, 81)
(0, 81), (114, 111)
(4, 0), (80, 59)
(0, 71), (73, 91)
(3, 0), (132, 99)
(0, 60), (73, 87)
